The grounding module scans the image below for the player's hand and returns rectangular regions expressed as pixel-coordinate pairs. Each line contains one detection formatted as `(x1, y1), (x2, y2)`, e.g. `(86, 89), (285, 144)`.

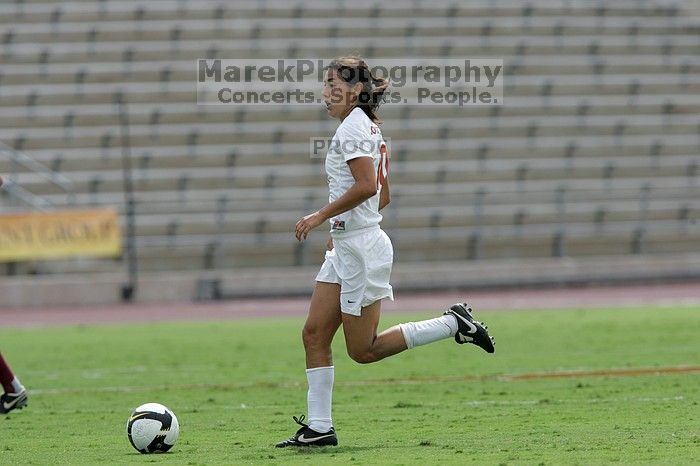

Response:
(295, 211), (325, 241)
(326, 236), (334, 251)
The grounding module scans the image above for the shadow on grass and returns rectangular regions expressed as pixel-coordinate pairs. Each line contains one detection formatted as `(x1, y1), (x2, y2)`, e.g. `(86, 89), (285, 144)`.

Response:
(284, 444), (415, 455)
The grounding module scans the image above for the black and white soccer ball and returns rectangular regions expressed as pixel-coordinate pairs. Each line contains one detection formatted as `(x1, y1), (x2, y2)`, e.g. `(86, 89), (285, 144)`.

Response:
(126, 403), (180, 454)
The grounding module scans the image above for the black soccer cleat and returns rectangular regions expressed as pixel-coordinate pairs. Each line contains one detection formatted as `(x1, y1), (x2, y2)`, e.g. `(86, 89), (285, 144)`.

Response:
(0, 389), (28, 414)
(444, 302), (495, 353)
(275, 415), (338, 448)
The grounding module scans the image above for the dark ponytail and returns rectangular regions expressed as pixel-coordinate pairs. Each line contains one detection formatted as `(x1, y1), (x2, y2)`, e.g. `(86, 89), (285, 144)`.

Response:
(327, 56), (389, 124)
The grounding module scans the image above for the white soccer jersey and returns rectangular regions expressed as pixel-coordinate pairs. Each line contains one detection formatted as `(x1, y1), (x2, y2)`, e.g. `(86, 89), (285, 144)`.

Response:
(325, 107), (388, 235)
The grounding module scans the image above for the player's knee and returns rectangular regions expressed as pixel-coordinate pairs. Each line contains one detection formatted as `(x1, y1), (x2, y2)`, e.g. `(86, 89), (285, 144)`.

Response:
(301, 324), (316, 348)
(347, 347), (377, 364)
(302, 323), (329, 350)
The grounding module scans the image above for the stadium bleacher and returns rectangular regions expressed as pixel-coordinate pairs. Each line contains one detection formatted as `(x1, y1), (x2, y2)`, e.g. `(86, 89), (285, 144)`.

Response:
(0, 0), (698, 303)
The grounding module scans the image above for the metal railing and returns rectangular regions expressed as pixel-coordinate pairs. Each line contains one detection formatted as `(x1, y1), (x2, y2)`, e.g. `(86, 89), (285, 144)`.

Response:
(0, 141), (76, 211)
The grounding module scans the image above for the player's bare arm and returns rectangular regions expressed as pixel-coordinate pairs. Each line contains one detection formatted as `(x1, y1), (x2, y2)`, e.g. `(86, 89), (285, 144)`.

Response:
(295, 157), (377, 241)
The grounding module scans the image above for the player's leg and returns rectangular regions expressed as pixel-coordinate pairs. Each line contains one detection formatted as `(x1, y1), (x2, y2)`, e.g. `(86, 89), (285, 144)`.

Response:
(0, 351), (28, 414)
(399, 303), (495, 353)
(342, 299), (406, 363)
(302, 281), (341, 434)
(338, 229), (405, 363)
(302, 282), (342, 368)
(341, 229), (494, 361)
(276, 282), (341, 447)
(343, 301), (495, 364)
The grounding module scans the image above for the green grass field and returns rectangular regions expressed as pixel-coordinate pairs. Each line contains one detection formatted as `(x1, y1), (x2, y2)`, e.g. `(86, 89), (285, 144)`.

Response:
(1, 305), (698, 465)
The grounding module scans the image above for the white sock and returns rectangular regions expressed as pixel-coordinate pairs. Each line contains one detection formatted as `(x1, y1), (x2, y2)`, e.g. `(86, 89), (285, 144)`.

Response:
(399, 315), (458, 349)
(10, 377), (24, 394)
(306, 366), (334, 433)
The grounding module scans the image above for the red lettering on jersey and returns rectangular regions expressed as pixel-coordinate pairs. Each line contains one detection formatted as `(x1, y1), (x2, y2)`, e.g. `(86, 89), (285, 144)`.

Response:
(377, 142), (389, 190)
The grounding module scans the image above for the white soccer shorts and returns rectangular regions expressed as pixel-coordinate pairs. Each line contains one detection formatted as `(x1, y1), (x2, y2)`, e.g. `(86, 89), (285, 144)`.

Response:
(315, 226), (394, 315)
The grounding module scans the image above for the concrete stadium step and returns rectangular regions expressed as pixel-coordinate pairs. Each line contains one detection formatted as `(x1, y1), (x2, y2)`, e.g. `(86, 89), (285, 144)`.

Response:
(25, 176), (698, 213)
(1, 146), (693, 176)
(127, 198), (696, 237)
(1, 78), (697, 114)
(394, 228), (700, 262)
(2, 95), (698, 133)
(123, 186), (698, 216)
(1, 56), (694, 88)
(136, 224), (700, 272)
(389, 182), (698, 207)
(384, 201), (698, 231)
(3, 34), (698, 61)
(1, 110), (698, 151)
(3, 16), (695, 47)
(2, 35), (698, 70)
(0, 139), (695, 178)
(8, 158), (697, 196)
(3, 63), (698, 94)
(2, 0), (689, 25)
(29, 218), (697, 274)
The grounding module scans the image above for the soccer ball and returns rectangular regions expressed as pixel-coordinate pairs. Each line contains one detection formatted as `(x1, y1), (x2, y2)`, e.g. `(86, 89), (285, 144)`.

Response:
(126, 403), (179, 454)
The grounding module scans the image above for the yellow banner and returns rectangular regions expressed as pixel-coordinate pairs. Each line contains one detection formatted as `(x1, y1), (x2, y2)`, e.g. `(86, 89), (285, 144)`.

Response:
(0, 209), (121, 262)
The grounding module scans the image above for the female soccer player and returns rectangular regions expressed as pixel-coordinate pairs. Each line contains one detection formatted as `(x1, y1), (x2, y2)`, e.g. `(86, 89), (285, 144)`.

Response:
(0, 351), (28, 414)
(276, 56), (494, 448)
